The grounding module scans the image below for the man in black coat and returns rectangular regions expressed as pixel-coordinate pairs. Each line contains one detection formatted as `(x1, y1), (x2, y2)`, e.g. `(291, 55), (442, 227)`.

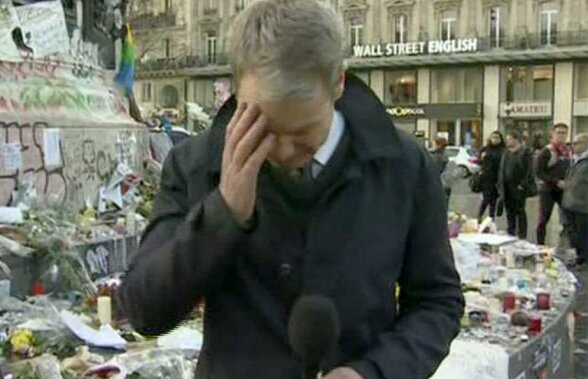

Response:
(118, 1), (464, 378)
(498, 131), (535, 239)
(535, 123), (572, 245)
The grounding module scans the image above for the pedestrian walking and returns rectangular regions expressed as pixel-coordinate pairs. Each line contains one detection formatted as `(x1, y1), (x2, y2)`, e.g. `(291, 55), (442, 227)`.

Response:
(498, 131), (535, 239)
(478, 131), (505, 222)
(535, 123), (572, 245)
(430, 137), (452, 205)
(117, 1), (464, 378)
(562, 133), (588, 268)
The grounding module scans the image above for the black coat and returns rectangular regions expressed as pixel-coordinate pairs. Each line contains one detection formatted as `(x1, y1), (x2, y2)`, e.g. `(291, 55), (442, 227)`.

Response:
(118, 75), (464, 379)
(498, 147), (534, 200)
(479, 145), (504, 194)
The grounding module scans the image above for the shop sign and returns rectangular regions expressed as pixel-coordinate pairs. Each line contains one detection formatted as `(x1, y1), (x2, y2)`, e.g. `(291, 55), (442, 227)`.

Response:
(502, 103), (551, 118)
(387, 106), (426, 118)
(353, 38), (478, 58)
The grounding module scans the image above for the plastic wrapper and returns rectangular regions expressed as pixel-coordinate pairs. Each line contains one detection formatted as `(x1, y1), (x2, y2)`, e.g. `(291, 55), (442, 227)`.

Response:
(451, 239), (481, 283)
(35, 354), (63, 379)
(113, 348), (196, 379)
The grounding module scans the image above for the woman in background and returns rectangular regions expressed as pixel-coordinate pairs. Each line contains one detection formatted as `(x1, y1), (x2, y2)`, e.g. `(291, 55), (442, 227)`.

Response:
(478, 131), (506, 222)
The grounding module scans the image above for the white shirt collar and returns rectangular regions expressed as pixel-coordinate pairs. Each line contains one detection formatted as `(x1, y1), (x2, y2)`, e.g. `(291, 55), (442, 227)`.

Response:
(313, 110), (345, 166)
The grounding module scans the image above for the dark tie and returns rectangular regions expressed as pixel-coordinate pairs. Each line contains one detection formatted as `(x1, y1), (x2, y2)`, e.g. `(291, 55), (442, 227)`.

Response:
(291, 159), (322, 181)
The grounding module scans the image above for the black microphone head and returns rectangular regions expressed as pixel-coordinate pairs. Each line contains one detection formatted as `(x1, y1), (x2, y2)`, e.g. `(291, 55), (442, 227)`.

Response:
(288, 295), (341, 369)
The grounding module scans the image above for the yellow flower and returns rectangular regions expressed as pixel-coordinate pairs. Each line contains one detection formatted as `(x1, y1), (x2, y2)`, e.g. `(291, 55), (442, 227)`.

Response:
(10, 329), (34, 353)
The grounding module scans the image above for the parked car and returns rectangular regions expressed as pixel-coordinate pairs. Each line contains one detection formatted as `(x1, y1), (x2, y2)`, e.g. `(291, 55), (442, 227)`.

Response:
(445, 146), (481, 177)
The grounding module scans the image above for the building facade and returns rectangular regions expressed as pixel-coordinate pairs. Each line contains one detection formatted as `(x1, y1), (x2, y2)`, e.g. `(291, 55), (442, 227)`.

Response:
(132, 0), (588, 147)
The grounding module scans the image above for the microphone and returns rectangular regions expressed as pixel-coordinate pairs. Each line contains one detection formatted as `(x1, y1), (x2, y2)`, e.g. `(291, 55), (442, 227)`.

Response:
(288, 295), (341, 379)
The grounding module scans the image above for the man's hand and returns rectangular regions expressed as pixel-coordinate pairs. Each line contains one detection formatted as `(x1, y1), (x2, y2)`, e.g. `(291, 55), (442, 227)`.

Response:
(557, 180), (567, 190)
(323, 367), (364, 379)
(219, 103), (275, 225)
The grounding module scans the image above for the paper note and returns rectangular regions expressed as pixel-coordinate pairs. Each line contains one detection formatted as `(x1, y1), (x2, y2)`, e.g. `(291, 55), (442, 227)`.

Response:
(0, 0), (21, 60)
(2, 142), (22, 171)
(61, 310), (127, 350)
(15, 0), (69, 57)
(43, 128), (61, 167)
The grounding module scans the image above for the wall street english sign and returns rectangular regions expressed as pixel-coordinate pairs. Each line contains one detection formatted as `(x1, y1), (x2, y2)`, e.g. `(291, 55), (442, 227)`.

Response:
(353, 38), (478, 58)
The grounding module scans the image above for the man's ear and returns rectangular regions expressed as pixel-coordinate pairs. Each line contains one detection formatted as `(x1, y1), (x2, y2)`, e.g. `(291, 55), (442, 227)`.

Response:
(333, 71), (346, 101)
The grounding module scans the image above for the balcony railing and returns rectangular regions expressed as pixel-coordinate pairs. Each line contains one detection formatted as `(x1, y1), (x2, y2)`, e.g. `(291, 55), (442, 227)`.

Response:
(130, 10), (177, 30)
(137, 30), (588, 73)
(137, 54), (230, 72)
(349, 30), (588, 56)
(477, 30), (588, 51)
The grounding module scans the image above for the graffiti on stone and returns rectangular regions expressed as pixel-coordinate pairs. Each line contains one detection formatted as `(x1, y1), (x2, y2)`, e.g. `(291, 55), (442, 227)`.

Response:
(85, 245), (109, 276)
(0, 57), (62, 81)
(0, 121), (67, 205)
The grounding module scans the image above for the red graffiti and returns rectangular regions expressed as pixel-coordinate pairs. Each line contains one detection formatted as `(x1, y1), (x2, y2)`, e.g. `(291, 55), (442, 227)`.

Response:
(0, 56), (61, 80)
(0, 122), (67, 205)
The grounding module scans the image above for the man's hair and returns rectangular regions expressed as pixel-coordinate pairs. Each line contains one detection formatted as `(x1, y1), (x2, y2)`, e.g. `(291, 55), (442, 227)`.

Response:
(553, 123), (569, 131)
(508, 130), (523, 142)
(229, 0), (346, 101)
(434, 137), (448, 149)
(575, 133), (588, 144)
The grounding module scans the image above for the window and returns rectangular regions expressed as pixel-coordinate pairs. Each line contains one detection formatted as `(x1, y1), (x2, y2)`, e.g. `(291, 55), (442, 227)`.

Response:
(236, 0), (248, 11)
(440, 10), (457, 40)
(204, 0), (216, 11)
(161, 85), (179, 108)
(164, 0), (172, 11)
(502, 65), (554, 102)
(574, 63), (588, 100)
(539, 3), (558, 46)
(206, 31), (217, 64)
(164, 38), (172, 58)
(393, 14), (408, 43)
(350, 23), (364, 47)
(194, 78), (215, 111)
(384, 70), (417, 106)
(489, 6), (505, 48)
(142, 83), (152, 102)
(431, 68), (483, 103)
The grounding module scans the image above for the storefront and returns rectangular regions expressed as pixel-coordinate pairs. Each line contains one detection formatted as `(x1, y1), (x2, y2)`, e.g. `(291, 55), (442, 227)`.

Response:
(387, 103), (483, 147)
(499, 64), (555, 148)
(430, 67), (484, 148)
(500, 102), (553, 150)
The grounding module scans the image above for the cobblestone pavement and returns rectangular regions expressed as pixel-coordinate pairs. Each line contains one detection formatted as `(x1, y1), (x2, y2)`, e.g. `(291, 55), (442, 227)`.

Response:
(450, 180), (588, 379)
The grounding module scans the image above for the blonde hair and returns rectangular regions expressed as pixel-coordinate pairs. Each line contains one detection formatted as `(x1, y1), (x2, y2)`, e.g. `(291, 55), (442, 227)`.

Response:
(229, 0), (346, 101)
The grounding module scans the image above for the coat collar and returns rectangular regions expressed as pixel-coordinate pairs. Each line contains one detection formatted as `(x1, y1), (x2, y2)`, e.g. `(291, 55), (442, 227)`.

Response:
(206, 73), (402, 174)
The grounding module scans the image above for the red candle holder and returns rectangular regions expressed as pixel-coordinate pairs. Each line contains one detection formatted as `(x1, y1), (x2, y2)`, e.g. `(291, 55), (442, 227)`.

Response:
(503, 292), (516, 312)
(536, 292), (551, 310)
(528, 315), (542, 334)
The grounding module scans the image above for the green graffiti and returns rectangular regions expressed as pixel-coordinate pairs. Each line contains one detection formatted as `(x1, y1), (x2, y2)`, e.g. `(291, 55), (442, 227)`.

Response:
(16, 79), (108, 113)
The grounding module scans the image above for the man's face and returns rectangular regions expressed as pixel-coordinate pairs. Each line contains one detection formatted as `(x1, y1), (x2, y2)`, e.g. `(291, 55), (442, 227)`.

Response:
(552, 127), (568, 144)
(490, 134), (502, 145)
(237, 73), (344, 169)
(506, 135), (517, 148)
(573, 138), (588, 155)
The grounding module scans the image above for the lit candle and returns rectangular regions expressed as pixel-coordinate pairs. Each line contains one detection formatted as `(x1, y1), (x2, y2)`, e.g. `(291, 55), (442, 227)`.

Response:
(97, 296), (112, 326)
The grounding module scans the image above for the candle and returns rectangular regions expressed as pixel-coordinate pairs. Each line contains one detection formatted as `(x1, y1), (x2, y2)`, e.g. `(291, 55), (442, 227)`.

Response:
(503, 292), (516, 312)
(536, 292), (551, 310)
(97, 296), (112, 326)
(528, 314), (542, 334)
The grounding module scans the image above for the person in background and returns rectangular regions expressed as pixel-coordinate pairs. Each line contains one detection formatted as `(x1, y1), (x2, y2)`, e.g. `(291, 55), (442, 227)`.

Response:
(430, 137), (451, 204)
(498, 131), (534, 239)
(478, 131), (505, 222)
(562, 133), (588, 269)
(535, 123), (572, 245)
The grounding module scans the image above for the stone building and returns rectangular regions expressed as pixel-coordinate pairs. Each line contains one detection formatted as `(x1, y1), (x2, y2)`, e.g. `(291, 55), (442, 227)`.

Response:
(132, 0), (588, 146)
